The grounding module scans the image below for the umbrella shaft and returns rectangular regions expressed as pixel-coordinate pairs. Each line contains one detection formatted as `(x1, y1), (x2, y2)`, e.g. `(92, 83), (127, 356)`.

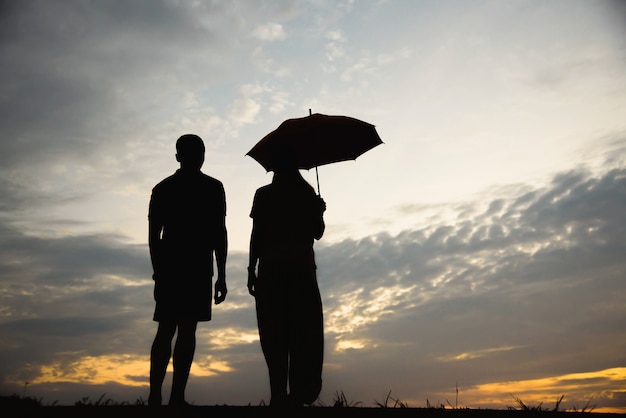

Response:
(315, 166), (320, 196)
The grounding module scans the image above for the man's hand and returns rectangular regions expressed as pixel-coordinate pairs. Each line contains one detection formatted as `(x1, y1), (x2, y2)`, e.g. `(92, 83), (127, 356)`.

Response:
(247, 266), (257, 297)
(214, 277), (227, 304)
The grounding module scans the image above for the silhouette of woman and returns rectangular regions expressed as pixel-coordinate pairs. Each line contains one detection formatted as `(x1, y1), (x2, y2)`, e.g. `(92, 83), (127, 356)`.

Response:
(247, 148), (326, 407)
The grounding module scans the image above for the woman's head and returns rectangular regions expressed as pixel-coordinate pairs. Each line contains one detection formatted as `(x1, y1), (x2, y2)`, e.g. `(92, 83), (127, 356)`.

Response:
(272, 145), (298, 174)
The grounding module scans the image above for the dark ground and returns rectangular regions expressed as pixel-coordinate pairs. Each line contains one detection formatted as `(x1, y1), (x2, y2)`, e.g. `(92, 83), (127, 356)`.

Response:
(3, 396), (625, 418)
(5, 405), (626, 418)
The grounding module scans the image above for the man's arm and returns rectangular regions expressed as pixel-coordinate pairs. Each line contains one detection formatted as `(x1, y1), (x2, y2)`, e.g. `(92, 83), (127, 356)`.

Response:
(148, 218), (163, 280)
(214, 186), (228, 305)
(213, 218), (228, 304)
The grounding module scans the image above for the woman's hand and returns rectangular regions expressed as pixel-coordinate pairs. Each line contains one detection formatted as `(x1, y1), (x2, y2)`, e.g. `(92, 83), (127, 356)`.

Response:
(317, 196), (327, 213)
(247, 266), (257, 297)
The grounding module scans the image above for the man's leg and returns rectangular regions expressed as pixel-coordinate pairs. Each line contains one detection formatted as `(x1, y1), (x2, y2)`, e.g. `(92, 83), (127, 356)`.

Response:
(169, 320), (197, 406)
(149, 321), (177, 406)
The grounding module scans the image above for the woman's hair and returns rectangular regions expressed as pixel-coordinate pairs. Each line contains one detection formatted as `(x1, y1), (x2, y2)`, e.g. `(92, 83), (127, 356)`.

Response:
(273, 167), (315, 194)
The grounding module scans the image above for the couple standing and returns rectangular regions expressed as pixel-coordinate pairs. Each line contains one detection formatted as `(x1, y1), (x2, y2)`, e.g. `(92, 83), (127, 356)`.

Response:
(147, 134), (326, 407)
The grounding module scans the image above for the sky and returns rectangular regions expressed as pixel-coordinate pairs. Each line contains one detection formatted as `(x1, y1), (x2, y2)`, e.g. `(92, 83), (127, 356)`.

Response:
(1, 0), (625, 412)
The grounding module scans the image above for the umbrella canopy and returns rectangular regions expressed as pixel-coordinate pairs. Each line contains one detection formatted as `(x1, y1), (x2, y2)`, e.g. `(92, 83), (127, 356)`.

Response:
(246, 113), (383, 172)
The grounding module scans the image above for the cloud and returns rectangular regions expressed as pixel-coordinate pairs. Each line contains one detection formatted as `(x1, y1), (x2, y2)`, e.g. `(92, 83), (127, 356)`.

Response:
(0, 1), (249, 242)
(0, 165), (624, 408)
(313, 166), (626, 406)
(252, 23), (286, 41)
(267, 90), (292, 114)
(229, 84), (268, 125)
(0, 1), (223, 165)
(437, 345), (526, 362)
(464, 368), (626, 412)
(325, 30), (345, 61)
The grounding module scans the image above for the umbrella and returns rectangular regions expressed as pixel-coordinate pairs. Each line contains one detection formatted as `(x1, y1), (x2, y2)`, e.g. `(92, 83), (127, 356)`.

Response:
(246, 111), (383, 194)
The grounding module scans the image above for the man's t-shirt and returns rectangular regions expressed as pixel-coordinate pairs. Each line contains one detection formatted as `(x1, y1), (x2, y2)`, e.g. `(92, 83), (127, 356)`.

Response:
(149, 169), (226, 283)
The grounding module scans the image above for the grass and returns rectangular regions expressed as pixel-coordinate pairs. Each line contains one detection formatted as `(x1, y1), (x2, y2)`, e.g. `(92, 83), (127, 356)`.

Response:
(0, 389), (412, 409)
(507, 394), (597, 413)
(373, 391), (409, 408)
(328, 390), (364, 407)
(0, 391), (603, 413)
(73, 394), (147, 407)
(0, 393), (145, 408)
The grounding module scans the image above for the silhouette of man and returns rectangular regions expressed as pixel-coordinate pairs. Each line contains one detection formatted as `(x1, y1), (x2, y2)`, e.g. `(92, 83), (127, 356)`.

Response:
(247, 148), (326, 407)
(148, 134), (227, 406)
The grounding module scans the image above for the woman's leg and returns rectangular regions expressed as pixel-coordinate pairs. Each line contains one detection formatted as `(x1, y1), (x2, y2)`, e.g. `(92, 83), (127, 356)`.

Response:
(256, 278), (289, 406)
(289, 272), (324, 405)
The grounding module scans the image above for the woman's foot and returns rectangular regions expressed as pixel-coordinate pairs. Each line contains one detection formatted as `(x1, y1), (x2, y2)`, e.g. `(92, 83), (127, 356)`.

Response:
(168, 398), (191, 407)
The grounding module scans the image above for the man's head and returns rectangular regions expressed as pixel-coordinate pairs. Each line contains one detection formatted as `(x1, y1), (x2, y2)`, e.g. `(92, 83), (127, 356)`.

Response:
(176, 134), (205, 171)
